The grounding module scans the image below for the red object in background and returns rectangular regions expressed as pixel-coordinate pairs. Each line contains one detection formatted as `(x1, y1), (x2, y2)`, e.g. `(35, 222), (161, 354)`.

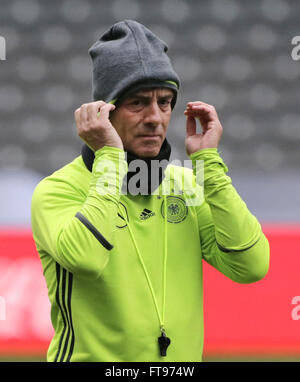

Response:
(203, 224), (300, 357)
(0, 224), (300, 358)
(0, 229), (53, 357)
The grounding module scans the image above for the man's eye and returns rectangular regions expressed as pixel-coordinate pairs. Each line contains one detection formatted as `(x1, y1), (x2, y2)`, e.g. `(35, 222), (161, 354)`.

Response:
(131, 100), (142, 106)
(160, 100), (171, 106)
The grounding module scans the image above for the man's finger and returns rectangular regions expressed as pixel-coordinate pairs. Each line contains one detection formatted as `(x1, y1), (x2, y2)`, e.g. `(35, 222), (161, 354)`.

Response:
(185, 105), (211, 113)
(184, 106), (211, 119)
(74, 108), (81, 129)
(93, 100), (106, 108)
(79, 104), (88, 126)
(186, 116), (197, 137)
(97, 103), (116, 122)
(87, 102), (101, 122)
(187, 101), (213, 108)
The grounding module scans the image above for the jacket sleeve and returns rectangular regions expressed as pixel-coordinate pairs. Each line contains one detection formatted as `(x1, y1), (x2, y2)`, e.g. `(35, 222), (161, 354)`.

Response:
(31, 146), (128, 280)
(190, 148), (270, 284)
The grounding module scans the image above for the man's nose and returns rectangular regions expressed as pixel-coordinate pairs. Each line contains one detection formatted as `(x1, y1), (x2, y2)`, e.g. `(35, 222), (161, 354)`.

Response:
(143, 102), (162, 126)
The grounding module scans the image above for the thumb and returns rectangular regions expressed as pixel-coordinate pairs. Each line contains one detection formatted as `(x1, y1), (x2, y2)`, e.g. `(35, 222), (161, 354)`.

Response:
(186, 116), (196, 137)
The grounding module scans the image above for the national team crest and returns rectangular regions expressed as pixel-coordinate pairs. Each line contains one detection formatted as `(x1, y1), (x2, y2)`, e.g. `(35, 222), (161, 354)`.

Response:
(161, 196), (188, 223)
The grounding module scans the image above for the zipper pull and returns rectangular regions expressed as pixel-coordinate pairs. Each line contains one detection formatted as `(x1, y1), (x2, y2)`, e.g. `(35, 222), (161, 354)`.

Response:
(158, 327), (171, 357)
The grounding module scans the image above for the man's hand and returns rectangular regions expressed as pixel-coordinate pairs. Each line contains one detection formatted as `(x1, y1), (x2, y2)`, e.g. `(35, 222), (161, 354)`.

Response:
(75, 101), (124, 152)
(184, 101), (223, 156)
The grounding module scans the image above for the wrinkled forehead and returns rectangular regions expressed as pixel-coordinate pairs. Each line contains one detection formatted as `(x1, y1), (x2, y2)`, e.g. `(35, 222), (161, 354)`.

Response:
(114, 86), (176, 108)
(125, 87), (175, 100)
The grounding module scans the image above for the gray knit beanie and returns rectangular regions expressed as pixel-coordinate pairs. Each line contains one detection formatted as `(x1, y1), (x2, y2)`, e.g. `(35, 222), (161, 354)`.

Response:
(88, 20), (180, 108)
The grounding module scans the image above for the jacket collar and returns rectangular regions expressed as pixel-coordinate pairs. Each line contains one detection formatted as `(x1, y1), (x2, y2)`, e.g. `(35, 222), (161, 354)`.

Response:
(81, 139), (171, 195)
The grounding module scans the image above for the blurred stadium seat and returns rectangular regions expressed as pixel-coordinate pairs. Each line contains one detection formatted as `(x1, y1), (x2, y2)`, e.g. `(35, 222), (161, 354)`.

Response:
(0, 0), (300, 361)
(0, 0), (300, 222)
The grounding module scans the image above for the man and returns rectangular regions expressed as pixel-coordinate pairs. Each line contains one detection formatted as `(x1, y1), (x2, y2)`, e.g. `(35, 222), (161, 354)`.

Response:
(31, 20), (269, 362)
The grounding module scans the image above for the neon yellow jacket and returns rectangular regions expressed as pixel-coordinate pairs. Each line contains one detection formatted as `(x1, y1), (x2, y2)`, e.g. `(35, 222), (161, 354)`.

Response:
(31, 146), (269, 362)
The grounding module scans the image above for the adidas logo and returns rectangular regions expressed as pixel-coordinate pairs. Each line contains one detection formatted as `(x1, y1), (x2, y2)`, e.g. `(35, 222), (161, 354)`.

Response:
(139, 208), (155, 221)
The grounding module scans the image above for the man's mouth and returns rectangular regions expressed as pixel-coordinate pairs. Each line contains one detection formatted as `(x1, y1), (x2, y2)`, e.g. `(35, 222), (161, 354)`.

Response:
(139, 135), (160, 139)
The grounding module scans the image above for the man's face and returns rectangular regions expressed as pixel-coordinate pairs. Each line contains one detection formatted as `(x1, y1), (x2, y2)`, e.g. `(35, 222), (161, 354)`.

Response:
(110, 88), (174, 158)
